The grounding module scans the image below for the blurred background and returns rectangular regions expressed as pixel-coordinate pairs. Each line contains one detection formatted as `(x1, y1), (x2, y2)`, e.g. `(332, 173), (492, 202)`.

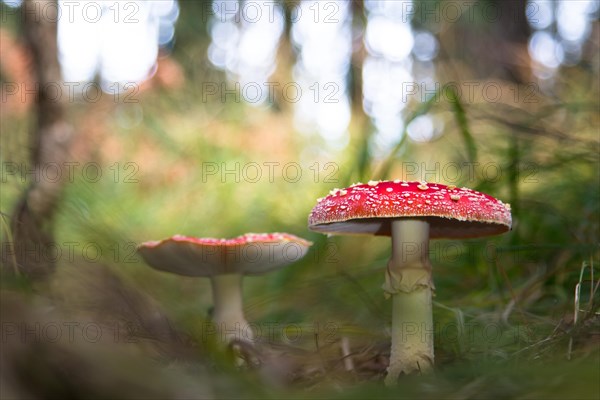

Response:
(1, 0), (598, 398)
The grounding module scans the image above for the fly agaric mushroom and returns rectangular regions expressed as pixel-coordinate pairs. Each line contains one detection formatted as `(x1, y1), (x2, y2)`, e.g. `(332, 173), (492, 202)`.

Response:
(137, 233), (312, 343)
(308, 180), (511, 384)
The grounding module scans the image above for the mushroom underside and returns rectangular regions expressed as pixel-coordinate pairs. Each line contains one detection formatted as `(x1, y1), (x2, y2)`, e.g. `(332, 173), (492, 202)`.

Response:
(138, 241), (310, 277)
(309, 216), (509, 239)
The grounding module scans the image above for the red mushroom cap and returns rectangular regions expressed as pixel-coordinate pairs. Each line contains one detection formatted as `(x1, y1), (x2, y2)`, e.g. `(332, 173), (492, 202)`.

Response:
(308, 180), (512, 239)
(138, 233), (312, 277)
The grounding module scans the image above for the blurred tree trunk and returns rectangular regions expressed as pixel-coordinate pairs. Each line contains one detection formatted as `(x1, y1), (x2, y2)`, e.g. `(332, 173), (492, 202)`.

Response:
(489, 0), (532, 84)
(2, 0), (74, 280)
(453, 0), (532, 83)
(489, 0), (531, 234)
(349, 0), (373, 183)
(451, 0), (531, 232)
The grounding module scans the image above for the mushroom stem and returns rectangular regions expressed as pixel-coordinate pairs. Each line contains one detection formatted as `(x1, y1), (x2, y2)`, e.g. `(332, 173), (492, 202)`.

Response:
(210, 273), (254, 343)
(383, 218), (434, 385)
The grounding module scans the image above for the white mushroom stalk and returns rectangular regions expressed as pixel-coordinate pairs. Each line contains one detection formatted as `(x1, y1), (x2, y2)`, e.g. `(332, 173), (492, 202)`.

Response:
(210, 273), (253, 343)
(383, 219), (434, 384)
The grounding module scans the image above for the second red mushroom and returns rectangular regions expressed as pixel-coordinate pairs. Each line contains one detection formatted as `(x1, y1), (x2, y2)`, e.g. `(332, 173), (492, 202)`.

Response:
(308, 180), (511, 384)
